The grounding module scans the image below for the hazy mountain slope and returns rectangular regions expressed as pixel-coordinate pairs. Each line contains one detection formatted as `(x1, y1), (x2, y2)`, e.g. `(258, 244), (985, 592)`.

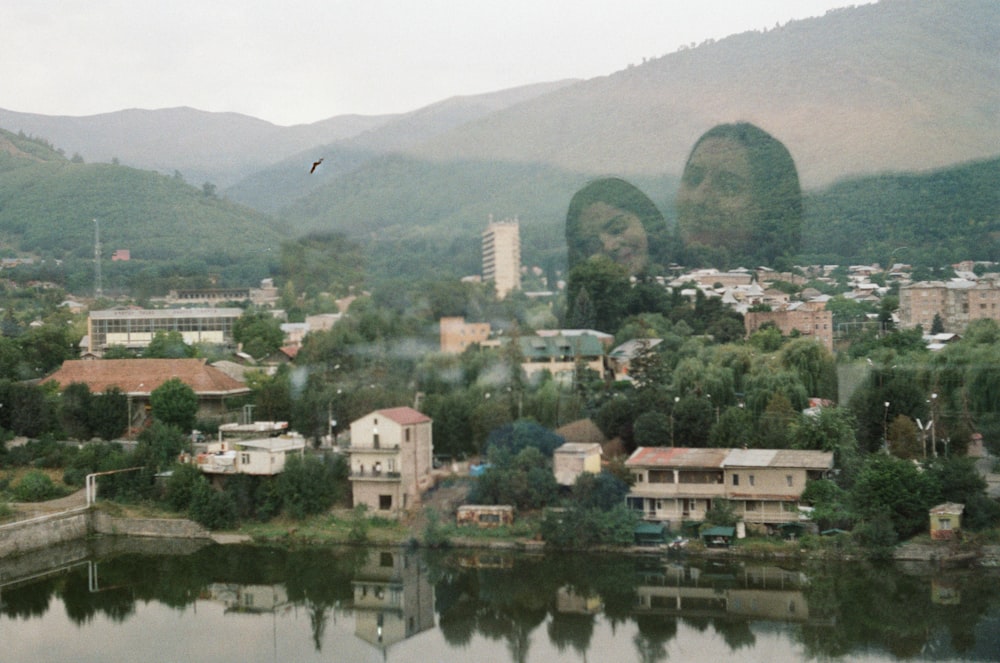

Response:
(224, 81), (577, 212)
(407, 0), (1000, 188)
(0, 130), (282, 278)
(0, 106), (396, 189)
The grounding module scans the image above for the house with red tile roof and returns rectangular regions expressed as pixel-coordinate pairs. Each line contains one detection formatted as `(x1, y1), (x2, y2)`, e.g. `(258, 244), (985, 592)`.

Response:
(348, 407), (434, 516)
(44, 358), (251, 432)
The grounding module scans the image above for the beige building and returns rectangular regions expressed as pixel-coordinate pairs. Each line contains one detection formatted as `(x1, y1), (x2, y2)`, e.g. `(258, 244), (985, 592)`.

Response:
(348, 407), (434, 516)
(553, 442), (603, 486)
(439, 316), (491, 354)
(899, 278), (1000, 332)
(625, 447), (833, 531)
(744, 303), (833, 352)
(482, 217), (521, 299)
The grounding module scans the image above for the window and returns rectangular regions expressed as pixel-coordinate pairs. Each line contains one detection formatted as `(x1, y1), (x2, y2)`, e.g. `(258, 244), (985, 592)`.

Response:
(746, 501), (758, 512)
(405, 428), (411, 442)
(939, 518), (952, 530)
(732, 474), (740, 486)
(379, 494), (392, 510)
(749, 474), (755, 487)
(786, 475), (794, 487)
(380, 552), (394, 567)
(241, 453), (250, 465)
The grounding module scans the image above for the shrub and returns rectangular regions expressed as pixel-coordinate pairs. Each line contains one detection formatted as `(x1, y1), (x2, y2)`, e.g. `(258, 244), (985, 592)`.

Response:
(188, 480), (238, 530)
(13, 470), (64, 502)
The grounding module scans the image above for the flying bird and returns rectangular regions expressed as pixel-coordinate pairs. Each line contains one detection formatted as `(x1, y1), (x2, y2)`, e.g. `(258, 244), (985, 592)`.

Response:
(310, 158), (324, 174)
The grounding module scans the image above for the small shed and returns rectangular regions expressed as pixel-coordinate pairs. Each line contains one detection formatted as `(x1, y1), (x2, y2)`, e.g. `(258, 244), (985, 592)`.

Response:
(456, 505), (514, 528)
(700, 525), (736, 548)
(929, 502), (964, 540)
(553, 442), (602, 486)
(634, 522), (667, 546)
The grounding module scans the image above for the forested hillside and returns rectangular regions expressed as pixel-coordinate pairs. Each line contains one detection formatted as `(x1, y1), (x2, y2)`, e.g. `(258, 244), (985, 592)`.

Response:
(0, 129), (282, 294)
(801, 157), (1000, 266)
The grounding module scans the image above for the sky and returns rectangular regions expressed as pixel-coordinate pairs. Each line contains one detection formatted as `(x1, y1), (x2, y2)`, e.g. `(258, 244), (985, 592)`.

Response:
(4, 0), (865, 127)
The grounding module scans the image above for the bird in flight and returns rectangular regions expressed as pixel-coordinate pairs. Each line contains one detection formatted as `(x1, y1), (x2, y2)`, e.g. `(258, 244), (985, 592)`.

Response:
(310, 158), (324, 174)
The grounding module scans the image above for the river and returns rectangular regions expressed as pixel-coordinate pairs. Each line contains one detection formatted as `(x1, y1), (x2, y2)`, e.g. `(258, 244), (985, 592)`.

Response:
(1, 539), (998, 662)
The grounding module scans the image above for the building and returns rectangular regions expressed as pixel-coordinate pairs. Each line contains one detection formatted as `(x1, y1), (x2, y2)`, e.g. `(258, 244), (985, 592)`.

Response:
(347, 407), (434, 516)
(553, 442), (602, 486)
(744, 302), (834, 352)
(44, 358), (251, 430)
(194, 421), (306, 477)
(899, 278), (1000, 333)
(624, 447), (833, 532)
(439, 316), (491, 354)
(87, 307), (243, 354)
(929, 502), (964, 541)
(517, 333), (607, 382)
(482, 217), (521, 299)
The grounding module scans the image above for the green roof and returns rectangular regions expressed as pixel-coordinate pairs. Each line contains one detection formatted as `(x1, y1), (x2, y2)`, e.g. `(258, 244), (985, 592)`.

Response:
(700, 526), (736, 538)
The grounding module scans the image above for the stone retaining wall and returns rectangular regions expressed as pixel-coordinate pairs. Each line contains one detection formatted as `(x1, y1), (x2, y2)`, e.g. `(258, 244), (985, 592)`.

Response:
(0, 509), (90, 558)
(0, 509), (212, 559)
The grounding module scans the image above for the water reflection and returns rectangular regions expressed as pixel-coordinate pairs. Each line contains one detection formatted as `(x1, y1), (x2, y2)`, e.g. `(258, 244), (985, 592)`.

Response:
(0, 540), (998, 662)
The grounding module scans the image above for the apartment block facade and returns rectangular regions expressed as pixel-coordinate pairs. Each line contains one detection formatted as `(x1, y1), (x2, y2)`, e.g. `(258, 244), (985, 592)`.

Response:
(899, 278), (1000, 332)
(482, 218), (521, 299)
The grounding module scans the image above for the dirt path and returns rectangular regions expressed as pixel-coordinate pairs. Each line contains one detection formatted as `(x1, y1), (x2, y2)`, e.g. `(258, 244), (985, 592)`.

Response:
(408, 477), (471, 535)
(7, 488), (88, 520)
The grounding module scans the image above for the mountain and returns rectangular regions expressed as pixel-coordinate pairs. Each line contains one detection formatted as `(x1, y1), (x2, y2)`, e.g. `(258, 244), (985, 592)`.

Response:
(273, 0), (999, 279)
(0, 81), (575, 192)
(405, 0), (999, 189)
(0, 128), (282, 292)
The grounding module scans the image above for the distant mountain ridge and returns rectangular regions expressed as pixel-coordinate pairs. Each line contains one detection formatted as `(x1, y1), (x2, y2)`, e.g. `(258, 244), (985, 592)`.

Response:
(0, 81), (575, 189)
(0, 0), (997, 287)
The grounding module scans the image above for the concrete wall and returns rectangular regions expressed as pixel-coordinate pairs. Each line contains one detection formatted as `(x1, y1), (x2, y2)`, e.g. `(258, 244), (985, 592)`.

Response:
(0, 508), (211, 559)
(0, 508), (90, 558)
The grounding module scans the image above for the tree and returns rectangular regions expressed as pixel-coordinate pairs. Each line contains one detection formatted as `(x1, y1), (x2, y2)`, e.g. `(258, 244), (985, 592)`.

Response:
(150, 378), (199, 432)
(60, 382), (93, 440)
(145, 331), (196, 358)
(633, 411), (671, 447)
(233, 309), (284, 359)
(850, 455), (940, 539)
(930, 313), (945, 335)
(90, 387), (128, 441)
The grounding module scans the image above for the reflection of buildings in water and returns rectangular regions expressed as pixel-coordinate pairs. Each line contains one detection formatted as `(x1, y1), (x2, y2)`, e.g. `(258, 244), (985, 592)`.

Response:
(456, 551), (515, 569)
(932, 577), (961, 605)
(350, 549), (435, 654)
(634, 563), (830, 625)
(556, 586), (602, 615)
(206, 583), (291, 614)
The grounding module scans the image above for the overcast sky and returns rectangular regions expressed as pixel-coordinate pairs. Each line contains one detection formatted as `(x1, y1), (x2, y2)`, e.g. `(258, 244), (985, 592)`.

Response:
(4, 0), (865, 127)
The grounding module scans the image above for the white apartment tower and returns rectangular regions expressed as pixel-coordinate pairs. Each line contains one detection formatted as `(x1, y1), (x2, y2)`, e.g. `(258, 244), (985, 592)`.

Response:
(482, 217), (521, 299)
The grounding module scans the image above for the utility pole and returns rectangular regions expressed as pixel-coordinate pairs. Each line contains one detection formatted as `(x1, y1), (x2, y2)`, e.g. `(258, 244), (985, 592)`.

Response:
(93, 218), (103, 298)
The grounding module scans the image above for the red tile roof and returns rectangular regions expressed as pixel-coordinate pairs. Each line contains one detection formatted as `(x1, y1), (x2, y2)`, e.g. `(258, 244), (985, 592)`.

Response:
(377, 407), (431, 425)
(44, 359), (250, 396)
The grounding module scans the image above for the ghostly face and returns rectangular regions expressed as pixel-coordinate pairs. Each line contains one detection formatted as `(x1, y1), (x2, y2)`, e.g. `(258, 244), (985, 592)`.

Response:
(577, 201), (649, 274)
(677, 135), (755, 251)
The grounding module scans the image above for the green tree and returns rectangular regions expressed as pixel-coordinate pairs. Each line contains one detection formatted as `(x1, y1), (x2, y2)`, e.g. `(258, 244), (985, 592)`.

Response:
(144, 330), (196, 358)
(90, 387), (128, 441)
(60, 382), (93, 440)
(149, 378), (199, 432)
(233, 309), (284, 360)
(851, 454), (940, 539)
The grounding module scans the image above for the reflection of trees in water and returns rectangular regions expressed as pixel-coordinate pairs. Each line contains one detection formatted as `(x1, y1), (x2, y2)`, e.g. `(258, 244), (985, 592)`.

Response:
(0, 576), (55, 619)
(633, 614), (677, 663)
(547, 611), (595, 656)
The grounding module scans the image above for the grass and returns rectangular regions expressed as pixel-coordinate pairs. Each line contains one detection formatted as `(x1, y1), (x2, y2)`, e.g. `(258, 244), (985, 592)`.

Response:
(239, 508), (410, 547)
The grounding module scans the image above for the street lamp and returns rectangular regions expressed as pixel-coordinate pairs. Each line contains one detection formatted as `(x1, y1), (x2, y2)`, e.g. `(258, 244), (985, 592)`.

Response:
(670, 396), (680, 447)
(883, 401), (890, 453)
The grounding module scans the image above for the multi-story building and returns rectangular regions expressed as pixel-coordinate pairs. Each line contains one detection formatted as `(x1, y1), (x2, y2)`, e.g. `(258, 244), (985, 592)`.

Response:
(87, 307), (243, 354)
(625, 447), (833, 532)
(899, 277), (1000, 333)
(347, 407), (434, 516)
(744, 302), (833, 352)
(482, 217), (521, 299)
(439, 316), (491, 354)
